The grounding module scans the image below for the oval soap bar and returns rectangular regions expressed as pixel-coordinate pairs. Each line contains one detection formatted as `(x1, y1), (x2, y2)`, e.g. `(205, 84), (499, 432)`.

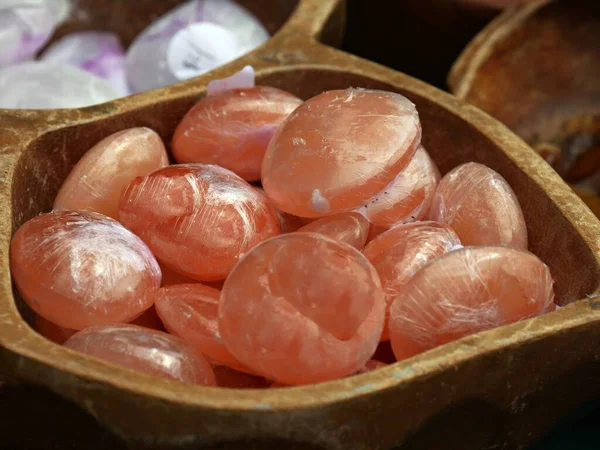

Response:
(54, 127), (168, 219)
(428, 162), (528, 249)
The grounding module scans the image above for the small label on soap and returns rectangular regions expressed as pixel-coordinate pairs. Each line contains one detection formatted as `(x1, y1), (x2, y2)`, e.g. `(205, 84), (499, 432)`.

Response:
(166, 22), (240, 80)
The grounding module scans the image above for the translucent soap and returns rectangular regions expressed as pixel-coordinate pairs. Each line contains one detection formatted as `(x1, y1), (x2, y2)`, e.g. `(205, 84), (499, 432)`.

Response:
(126, 0), (269, 93)
(41, 31), (129, 96)
(172, 86), (302, 181)
(64, 324), (216, 385)
(0, 0), (70, 66)
(219, 233), (385, 385)
(10, 210), (161, 330)
(359, 146), (440, 228)
(262, 88), (421, 217)
(155, 283), (249, 372)
(54, 128), (169, 220)
(428, 162), (528, 249)
(297, 212), (370, 250)
(363, 221), (462, 340)
(119, 164), (280, 281)
(389, 246), (555, 361)
(0, 62), (120, 109)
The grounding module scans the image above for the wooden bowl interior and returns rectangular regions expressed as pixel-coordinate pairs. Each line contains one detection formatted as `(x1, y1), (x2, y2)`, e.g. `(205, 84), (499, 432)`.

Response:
(50, 0), (301, 48)
(11, 66), (600, 339)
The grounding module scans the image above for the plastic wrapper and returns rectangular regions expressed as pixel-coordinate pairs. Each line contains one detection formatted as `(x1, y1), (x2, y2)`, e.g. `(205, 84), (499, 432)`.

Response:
(389, 246), (556, 361)
(363, 221), (462, 341)
(40, 31), (130, 96)
(125, 0), (269, 93)
(54, 127), (169, 220)
(0, 61), (120, 109)
(358, 145), (440, 228)
(0, 0), (71, 67)
(428, 162), (528, 249)
(10, 210), (161, 330)
(118, 164), (280, 281)
(64, 324), (216, 385)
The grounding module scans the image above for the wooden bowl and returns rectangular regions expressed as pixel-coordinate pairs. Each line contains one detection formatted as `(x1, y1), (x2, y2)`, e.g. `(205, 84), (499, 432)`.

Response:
(448, 0), (600, 208)
(2, 0), (600, 449)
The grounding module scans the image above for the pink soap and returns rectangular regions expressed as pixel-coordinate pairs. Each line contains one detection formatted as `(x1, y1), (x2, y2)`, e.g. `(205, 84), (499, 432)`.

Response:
(297, 212), (371, 250)
(155, 283), (249, 372)
(219, 233), (385, 385)
(262, 88), (422, 217)
(361, 146), (440, 228)
(119, 164), (280, 281)
(428, 162), (528, 249)
(389, 246), (555, 361)
(10, 210), (161, 330)
(363, 221), (461, 341)
(172, 86), (302, 181)
(64, 324), (216, 385)
(54, 128), (168, 220)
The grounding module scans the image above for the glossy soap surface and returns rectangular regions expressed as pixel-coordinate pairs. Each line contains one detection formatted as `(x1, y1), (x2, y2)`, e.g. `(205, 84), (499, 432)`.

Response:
(155, 283), (247, 371)
(119, 163), (280, 281)
(64, 324), (216, 385)
(172, 86), (302, 181)
(297, 212), (371, 249)
(219, 233), (385, 385)
(262, 88), (422, 217)
(428, 162), (528, 249)
(10, 210), (161, 330)
(54, 128), (169, 219)
(364, 221), (462, 340)
(361, 146), (440, 228)
(389, 246), (555, 361)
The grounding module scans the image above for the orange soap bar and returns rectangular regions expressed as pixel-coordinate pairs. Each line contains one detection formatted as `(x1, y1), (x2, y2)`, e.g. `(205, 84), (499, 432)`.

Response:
(119, 164), (280, 281)
(10, 210), (161, 330)
(219, 233), (385, 385)
(65, 324), (216, 385)
(428, 162), (528, 249)
(155, 283), (248, 372)
(363, 221), (461, 340)
(297, 212), (370, 249)
(262, 88), (421, 217)
(54, 127), (168, 220)
(172, 86), (302, 181)
(389, 246), (555, 361)
(360, 146), (440, 228)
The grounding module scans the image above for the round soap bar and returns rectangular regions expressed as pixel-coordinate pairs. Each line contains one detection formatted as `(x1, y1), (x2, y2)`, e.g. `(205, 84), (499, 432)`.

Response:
(360, 146), (440, 228)
(0, 0), (70, 67)
(297, 212), (370, 250)
(219, 233), (386, 385)
(172, 86), (302, 181)
(64, 324), (216, 385)
(10, 210), (161, 330)
(54, 127), (168, 220)
(40, 31), (129, 96)
(428, 162), (528, 249)
(0, 62), (120, 109)
(119, 164), (279, 281)
(126, 0), (268, 93)
(363, 221), (461, 340)
(355, 359), (387, 374)
(155, 283), (248, 372)
(389, 246), (555, 361)
(262, 88), (421, 217)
